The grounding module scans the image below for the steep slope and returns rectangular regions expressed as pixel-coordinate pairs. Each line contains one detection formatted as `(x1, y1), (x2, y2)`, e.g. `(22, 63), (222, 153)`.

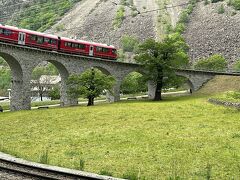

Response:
(183, 1), (240, 67)
(47, 0), (159, 48)
(196, 75), (240, 95)
(167, 0), (188, 27)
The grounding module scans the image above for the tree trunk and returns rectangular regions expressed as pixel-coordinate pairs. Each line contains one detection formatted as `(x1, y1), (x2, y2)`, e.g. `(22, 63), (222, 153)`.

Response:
(40, 93), (43, 101)
(154, 77), (163, 101)
(87, 96), (94, 106)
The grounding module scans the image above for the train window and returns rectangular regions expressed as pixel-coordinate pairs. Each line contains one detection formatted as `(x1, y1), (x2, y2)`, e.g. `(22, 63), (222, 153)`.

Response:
(51, 39), (57, 45)
(4, 29), (12, 36)
(37, 36), (44, 44)
(30, 35), (37, 41)
(44, 38), (50, 43)
(112, 49), (117, 54)
(67, 42), (72, 47)
(102, 48), (109, 53)
(72, 43), (79, 48)
(0, 28), (3, 34)
(96, 47), (102, 52)
(79, 44), (85, 49)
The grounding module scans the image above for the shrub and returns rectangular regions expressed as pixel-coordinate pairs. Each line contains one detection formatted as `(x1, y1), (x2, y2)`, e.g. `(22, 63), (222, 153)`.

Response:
(226, 91), (240, 99)
(232, 0), (240, 10)
(204, 0), (210, 5)
(194, 54), (227, 71)
(217, 4), (225, 14)
(48, 86), (60, 100)
(120, 35), (139, 52)
(233, 60), (240, 72)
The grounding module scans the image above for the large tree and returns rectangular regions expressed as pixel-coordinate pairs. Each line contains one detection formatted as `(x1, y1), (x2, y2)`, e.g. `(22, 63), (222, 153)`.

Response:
(67, 68), (115, 106)
(135, 34), (189, 100)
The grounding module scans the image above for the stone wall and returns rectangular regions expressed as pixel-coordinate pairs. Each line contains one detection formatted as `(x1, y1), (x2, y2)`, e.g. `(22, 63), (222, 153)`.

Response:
(208, 98), (240, 109)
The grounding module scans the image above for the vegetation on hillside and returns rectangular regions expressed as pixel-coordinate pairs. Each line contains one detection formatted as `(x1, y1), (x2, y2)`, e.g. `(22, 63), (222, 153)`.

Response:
(194, 54), (227, 71)
(7, 0), (81, 32)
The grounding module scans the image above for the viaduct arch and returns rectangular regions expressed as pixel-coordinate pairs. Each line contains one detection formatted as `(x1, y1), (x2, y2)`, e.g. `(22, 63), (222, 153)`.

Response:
(1, 42), (240, 111)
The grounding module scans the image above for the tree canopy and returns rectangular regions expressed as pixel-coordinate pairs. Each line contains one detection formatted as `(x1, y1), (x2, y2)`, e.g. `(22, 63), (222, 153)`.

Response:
(135, 34), (189, 100)
(67, 68), (115, 106)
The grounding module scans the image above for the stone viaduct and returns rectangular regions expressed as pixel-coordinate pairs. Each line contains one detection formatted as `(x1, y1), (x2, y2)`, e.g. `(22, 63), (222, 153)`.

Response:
(1, 42), (240, 111)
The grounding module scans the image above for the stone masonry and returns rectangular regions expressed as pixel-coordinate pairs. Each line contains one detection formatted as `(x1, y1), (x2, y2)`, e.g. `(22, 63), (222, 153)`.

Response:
(1, 42), (236, 111)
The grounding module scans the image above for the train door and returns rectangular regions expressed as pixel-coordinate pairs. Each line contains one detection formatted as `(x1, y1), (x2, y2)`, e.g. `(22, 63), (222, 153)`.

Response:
(18, 32), (26, 45)
(89, 45), (94, 56)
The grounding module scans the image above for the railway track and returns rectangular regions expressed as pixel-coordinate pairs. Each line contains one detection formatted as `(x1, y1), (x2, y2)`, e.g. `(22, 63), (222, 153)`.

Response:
(0, 152), (123, 180)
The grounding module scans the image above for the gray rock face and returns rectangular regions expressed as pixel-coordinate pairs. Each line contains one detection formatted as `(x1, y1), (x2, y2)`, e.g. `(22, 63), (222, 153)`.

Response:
(47, 0), (158, 48)
(183, 1), (240, 68)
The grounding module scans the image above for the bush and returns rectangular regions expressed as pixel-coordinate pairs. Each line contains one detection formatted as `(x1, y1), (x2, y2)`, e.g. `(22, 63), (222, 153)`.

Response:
(232, 0), (240, 10)
(120, 35), (139, 52)
(233, 60), (240, 72)
(217, 4), (225, 14)
(49, 86), (60, 100)
(194, 54), (227, 71)
(226, 91), (240, 99)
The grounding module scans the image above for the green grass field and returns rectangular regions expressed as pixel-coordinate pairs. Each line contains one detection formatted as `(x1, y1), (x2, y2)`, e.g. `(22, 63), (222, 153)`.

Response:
(1, 95), (240, 179)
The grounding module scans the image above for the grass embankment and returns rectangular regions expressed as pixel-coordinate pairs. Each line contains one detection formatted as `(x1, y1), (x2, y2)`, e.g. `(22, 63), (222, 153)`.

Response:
(1, 95), (240, 179)
(196, 75), (240, 95)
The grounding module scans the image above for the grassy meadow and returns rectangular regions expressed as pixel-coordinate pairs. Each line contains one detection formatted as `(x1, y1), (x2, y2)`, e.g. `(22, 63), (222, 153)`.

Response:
(1, 94), (240, 179)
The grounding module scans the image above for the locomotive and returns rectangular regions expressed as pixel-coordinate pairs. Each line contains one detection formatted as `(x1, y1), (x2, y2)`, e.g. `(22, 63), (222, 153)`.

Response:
(0, 24), (117, 60)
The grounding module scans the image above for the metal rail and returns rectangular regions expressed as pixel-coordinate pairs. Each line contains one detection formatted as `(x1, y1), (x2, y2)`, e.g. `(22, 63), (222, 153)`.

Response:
(0, 153), (123, 180)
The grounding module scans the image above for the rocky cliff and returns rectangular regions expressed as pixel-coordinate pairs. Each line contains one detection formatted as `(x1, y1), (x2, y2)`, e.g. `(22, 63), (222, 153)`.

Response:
(47, 0), (159, 48)
(183, 1), (240, 67)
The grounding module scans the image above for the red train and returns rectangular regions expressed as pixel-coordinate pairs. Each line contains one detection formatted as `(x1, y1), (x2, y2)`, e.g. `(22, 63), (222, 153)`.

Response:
(0, 24), (117, 60)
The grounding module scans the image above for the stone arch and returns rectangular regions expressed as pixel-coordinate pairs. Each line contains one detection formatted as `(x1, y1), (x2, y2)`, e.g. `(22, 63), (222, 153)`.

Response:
(0, 52), (25, 111)
(31, 59), (77, 107)
(175, 74), (194, 91)
(120, 69), (148, 94)
(91, 66), (111, 76)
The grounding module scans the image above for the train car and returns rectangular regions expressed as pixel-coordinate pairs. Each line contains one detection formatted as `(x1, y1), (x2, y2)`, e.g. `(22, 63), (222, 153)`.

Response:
(59, 37), (117, 60)
(59, 37), (90, 56)
(91, 42), (117, 60)
(0, 24), (59, 50)
(0, 24), (117, 60)
(0, 24), (19, 44)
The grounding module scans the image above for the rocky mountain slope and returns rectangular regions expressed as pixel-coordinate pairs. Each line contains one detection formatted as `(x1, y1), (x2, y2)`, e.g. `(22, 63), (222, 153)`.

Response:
(183, 1), (240, 67)
(47, 0), (159, 48)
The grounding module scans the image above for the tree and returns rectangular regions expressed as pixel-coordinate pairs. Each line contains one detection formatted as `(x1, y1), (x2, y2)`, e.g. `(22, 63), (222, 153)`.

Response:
(48, 85), (60, 100)
(135, 35), (189, 101)
(67, 68), (115, 106)
(121, 72), (147, 94)
(194, 54), (227, 71)
(31, 75), (54, 101)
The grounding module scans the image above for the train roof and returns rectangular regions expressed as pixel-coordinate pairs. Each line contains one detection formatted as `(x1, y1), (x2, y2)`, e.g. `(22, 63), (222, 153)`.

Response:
(60, 37), (115, 49)
(0, 24), (58, 39)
